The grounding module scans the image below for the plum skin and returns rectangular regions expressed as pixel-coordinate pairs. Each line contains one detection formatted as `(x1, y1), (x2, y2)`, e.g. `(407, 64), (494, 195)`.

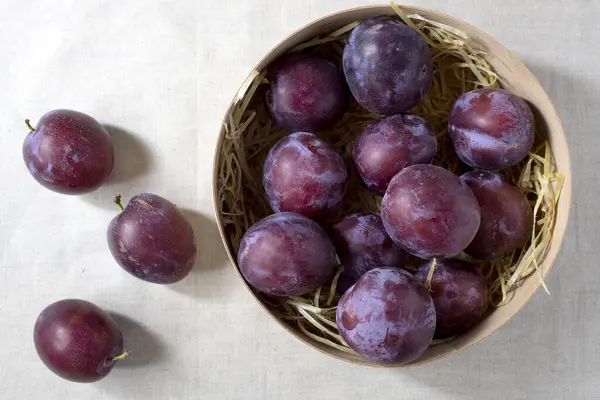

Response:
(107, 193), (197, 284)
(237, 212), (336, 296)
(448, 88), (535, 170)
(461, 170), (533, 260)
(265, 53), (348, 131)
(336, 267), (436, 364)
(22, 109), (114, 194)
(343, 16), (433, 115)
(263, 132), (348, 218)
(328, 212), (406, 293)
(414, 259), (488, 338)
(33, 299), (124, 383)
(353, 114), (437, 194)
(381, 164), (481, 259)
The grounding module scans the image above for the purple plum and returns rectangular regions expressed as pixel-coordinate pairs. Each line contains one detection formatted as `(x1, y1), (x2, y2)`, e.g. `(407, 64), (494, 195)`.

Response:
(381, 164), (481, 259)
(237, 212), (336, 296)
(265, 53), (348, 131)
(336, 267), (435, 364)
(328, 212), (406, 293)
(107, 193), (197, 284)
(33, 299), (125, 382)
(449, 88), (535, 170)
(343, 16), (432, 114)
(353, 114), (437, 194)
(23, 109), (114, 194)
(414, 259), (489, 338)
(263, 132), (347, 218)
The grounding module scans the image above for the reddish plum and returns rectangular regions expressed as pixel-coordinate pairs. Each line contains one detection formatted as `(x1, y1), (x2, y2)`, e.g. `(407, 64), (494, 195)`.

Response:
(237, 212), (336, 296)
(329, 213), (406, 293)
(461, 170), (533, 260)
(263, 132), (347, 218)
(107, 193), (197, 284)
(343, 16), (432, 115)
(352, 114), (437, 194)
(381, 165), (481, 259)
(449, 88), (535, 170)
(265, 53), (348, 131)
(33, 299), (125, 383)
(336, 267), (435, 364)
(22, 109), (114, 194)
(415, 259), (488, 338)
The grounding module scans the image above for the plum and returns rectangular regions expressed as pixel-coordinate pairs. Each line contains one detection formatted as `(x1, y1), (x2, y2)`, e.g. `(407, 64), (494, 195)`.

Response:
(33, 299), (125, 383)
(22, 109), (114, 194)
(352, 114), (437, 194)
(265, 53), (348, 131)
(381, 164), (481, 259)
(237, 212), (336, 296)
(336, 267), (435, 364)
(107, 193), (197, 284)
(343, 16), (432, 115)
(263, 132), (347, 218)
(461, 170), (533, 260)
(414, 259), (488, 338)
(328, 213), (406, 293)
(448, 88), (535, 170)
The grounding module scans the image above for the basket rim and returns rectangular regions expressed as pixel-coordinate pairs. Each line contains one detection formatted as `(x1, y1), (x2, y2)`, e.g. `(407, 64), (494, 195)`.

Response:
(210, 3), (573, 367)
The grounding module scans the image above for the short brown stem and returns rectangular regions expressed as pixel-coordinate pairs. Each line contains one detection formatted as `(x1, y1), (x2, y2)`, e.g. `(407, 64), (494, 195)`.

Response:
(111, 350), (130, 362)
(425, 258), (437, 290)
(25, 119), (35, 132)
(114, 194), (125, 211)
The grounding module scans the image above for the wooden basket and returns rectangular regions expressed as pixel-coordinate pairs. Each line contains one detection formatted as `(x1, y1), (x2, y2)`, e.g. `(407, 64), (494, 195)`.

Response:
(211, 5), (572, 366)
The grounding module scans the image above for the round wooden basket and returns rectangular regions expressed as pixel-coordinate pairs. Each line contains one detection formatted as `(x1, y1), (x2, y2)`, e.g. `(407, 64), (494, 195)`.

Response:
(212, 5), (572, 366)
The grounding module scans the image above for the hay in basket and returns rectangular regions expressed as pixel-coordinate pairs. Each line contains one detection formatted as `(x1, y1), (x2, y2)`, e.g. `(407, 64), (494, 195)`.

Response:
(216, 3), (565, 354)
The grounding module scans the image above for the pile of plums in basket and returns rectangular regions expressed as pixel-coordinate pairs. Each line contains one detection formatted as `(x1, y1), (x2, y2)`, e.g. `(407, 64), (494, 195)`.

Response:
(238, 16), (534, 364)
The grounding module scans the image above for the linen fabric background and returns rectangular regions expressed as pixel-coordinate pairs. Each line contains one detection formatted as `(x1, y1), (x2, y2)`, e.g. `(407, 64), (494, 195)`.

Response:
(0, 0), (596, 399)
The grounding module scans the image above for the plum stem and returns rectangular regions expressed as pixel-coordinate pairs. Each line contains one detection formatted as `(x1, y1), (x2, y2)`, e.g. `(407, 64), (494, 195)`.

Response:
(114, 194), (125, 211)
(111, 350), (131, 362)
(425, 258), (437, 290)
(25, 119), (35, 132)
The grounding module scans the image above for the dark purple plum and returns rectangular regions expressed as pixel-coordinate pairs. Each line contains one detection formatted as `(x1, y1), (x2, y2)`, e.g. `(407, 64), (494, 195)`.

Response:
(265, 53), (348, 131)
(33, 299), (125, 383)
(263, 132), (347, 218)
(353, 114), (437, 194)
(336, 267), (435, 364)
(237, 212), (336, 296)
(449, 88), (535, 170)
(343, 16), (432, 115)
(461, 170), (533, 260)
(22, 109), (114, 194)
(328, 213), (406, 293)
(107, 193), (197, 284)
(414, 259), (488, 338)
(381, 165), (481, 259)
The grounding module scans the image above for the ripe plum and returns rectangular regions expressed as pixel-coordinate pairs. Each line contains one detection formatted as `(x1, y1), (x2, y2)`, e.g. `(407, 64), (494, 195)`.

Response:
(33, 299), (125, 383)
(263, 132), (347, 218)
(381, 165), (480, 259)
(336, 267), (435, 364)
(343, 16), (432, 114)
(265, 53), (348, 131)
(107, 193), (197, 284)
(449, 88), (535, 170)
(414, 259), (488, 338)
(237, 212), (336, 296)
(329, 212), (406, 293)
(461, 170), (533, 260)
(22, 109), (114, 194)
(352, 114), (436, 194)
